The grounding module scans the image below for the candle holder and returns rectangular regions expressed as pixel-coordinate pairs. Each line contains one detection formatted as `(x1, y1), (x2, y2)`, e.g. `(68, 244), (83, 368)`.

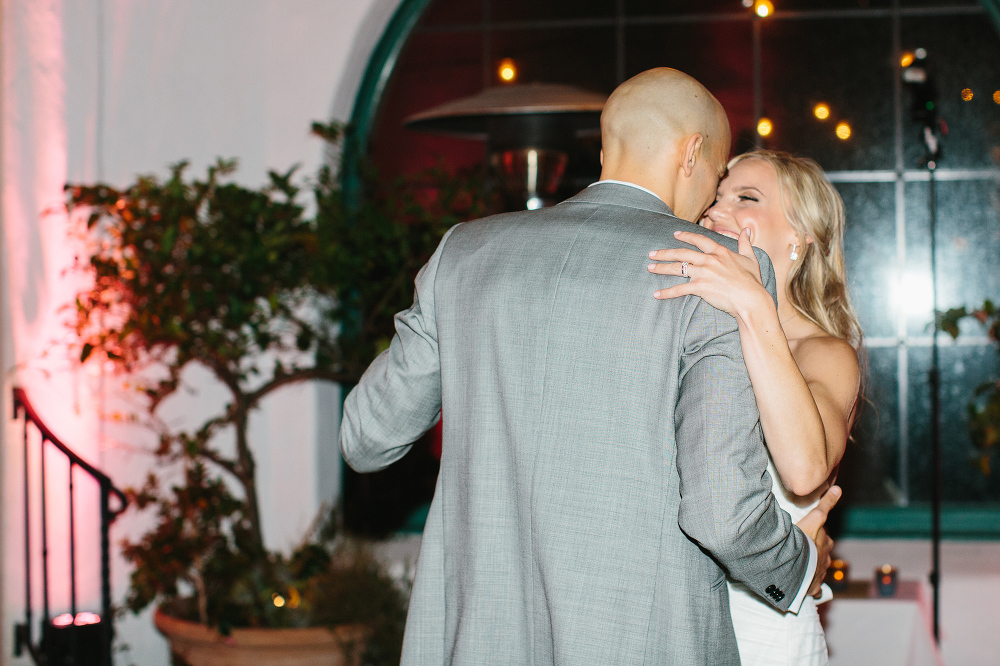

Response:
(827, 558), (850, 592)
(875, 564), (898, 597)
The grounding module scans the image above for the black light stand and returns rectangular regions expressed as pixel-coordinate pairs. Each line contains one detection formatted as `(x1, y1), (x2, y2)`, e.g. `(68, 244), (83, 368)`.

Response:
(904, 50), (944, 644)
(926, 141), (942, 645)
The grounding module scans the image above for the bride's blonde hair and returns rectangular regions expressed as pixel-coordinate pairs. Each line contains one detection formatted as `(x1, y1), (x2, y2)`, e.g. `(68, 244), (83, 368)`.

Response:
(728, 150), (864, 350)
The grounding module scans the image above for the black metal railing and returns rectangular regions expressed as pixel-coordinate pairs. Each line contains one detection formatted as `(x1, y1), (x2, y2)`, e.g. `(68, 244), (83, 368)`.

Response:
(12, 387), (128, 666)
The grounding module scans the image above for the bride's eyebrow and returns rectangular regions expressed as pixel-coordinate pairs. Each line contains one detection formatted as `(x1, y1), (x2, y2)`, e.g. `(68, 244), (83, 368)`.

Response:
(732, 185), (764, 195)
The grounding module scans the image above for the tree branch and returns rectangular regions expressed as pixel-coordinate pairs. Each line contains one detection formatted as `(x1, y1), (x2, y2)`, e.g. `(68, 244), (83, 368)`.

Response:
(246, 367), (354, 410)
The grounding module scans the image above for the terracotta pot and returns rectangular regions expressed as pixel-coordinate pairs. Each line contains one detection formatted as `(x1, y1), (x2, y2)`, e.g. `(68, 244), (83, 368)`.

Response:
(154, 608), (368, 666)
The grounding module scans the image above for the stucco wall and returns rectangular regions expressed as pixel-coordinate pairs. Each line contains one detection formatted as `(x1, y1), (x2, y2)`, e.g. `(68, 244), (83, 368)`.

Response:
(1, 1), (403, 662)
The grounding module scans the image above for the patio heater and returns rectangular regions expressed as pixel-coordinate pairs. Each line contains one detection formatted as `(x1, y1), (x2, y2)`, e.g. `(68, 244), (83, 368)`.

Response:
(405, 83), (606, 211)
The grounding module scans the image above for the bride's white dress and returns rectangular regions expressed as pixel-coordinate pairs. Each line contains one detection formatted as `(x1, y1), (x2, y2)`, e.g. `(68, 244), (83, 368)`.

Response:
(727, 455), (832, 666)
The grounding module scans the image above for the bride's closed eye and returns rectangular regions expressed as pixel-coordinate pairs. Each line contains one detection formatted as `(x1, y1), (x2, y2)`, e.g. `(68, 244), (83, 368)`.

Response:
(738, 194), (759, 202)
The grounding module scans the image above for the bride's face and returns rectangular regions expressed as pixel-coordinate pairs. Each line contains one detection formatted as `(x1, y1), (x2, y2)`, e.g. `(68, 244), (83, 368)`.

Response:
(700, 159), (800, 268)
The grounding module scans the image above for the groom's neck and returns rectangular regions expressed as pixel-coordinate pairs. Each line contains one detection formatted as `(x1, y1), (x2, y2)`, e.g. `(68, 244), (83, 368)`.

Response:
(599, 161), (677, 211)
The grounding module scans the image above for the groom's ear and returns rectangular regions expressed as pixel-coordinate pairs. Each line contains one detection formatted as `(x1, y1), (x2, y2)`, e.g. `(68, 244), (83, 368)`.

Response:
(680, 133), (704, 178)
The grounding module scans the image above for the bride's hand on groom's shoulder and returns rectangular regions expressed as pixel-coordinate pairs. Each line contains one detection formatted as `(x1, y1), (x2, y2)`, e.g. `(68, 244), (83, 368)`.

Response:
(647, 228), (767, 317)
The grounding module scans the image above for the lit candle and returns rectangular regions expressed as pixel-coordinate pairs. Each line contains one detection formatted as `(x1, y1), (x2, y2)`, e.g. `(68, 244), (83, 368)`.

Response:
(828, 558), (850, 592)
(875, 564), (898, 597)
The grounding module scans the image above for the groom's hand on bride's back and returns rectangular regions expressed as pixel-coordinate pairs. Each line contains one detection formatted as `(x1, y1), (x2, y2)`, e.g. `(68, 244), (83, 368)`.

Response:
(796, 485), (842, 598)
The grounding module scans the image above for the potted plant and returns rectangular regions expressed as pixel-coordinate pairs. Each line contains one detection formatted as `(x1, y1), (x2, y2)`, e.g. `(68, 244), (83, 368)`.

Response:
(941, 301), (1000, 475)
(66, 123), (492, 664)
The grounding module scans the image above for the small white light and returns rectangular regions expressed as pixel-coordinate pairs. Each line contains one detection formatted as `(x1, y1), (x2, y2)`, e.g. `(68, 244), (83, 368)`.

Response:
(526, 197), (543, 210)
(915, 48), (927, 59)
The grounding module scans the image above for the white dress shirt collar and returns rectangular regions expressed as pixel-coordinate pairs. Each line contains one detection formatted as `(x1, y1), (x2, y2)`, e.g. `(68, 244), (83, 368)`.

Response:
(588, 179), (664, 204)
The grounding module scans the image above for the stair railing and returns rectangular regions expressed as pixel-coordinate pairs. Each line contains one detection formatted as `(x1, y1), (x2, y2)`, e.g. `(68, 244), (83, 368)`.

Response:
(12, 387), (128, 666)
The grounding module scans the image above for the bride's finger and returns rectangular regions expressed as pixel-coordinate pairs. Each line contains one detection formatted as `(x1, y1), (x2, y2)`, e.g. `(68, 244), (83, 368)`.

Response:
(737, 228), (757, 263)
(653, 283), (696, 300)
(673, 229), (721, 252)
(647, 261), (692, 277)
(648, 247), (702, 263)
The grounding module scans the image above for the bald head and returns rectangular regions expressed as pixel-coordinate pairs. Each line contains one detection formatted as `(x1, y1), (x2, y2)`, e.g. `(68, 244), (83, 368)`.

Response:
(600, 68), (731, 221)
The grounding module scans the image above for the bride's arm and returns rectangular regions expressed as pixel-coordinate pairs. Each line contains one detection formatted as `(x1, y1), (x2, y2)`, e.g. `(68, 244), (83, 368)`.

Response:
(730, 290), (859, 495)
(649, 229), (860, 497)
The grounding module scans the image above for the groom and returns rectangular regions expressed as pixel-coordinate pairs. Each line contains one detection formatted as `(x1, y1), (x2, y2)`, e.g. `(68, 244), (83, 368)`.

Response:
(340, 67), (837, 664)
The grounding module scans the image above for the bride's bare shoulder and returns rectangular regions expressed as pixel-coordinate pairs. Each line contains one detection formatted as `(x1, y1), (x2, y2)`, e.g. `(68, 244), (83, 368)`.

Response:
(791, 333), (860, 393)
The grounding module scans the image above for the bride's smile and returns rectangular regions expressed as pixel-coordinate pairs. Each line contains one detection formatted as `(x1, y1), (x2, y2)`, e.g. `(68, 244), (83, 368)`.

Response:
(700, 159), (803, 275)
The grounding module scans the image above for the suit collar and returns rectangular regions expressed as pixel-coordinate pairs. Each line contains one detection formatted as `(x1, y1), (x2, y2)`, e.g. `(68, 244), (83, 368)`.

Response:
(561, 181), (677, 218)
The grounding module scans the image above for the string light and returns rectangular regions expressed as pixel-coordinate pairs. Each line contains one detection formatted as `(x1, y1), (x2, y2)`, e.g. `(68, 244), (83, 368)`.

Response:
(754, 0), (774, 18)
(993, 91), (1000, 104)
(835, 122), (852, 140)
(272, 592), (286, 608)
(900, 51), (915, 68)
(498, 58), (517, 83)
(961, 88), (974, 102)
(757, 117), (773, 137)
(813, 103), (831, 120)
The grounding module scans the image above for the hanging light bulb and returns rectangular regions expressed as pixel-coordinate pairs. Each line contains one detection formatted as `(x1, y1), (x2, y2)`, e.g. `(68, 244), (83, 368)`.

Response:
(498, 58), (517, 83)
(757, 117), (774, 137)
(754, 0), (775, 18)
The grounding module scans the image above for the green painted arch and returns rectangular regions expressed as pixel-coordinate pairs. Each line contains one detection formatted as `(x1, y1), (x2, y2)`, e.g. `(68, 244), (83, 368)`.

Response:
(342, 0), (433, 210)
(984, 0), (1000, 34)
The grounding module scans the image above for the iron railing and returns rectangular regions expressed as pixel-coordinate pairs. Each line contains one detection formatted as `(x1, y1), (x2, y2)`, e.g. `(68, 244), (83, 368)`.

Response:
(12, 387), (128, 666)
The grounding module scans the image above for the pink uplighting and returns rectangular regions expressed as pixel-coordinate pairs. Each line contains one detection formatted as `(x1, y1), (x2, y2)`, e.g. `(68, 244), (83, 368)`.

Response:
(51, 611), (101, 627)
(74, 611), (101, 626)
(52, 614), (74, 627)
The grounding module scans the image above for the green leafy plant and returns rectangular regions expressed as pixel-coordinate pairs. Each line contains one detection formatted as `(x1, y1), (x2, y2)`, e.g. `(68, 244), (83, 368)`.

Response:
(940, 300), (1000, 475)
(66, 123), (491, 653)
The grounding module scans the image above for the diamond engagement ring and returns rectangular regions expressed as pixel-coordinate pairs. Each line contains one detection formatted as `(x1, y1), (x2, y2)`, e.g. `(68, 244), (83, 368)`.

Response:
(680, 261), (689, 278)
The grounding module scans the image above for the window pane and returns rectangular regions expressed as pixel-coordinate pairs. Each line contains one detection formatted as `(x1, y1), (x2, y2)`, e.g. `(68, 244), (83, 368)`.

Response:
(901, 0), (981, 7)
(490, 0), (615, 22)
(906, 344), (1000, 502)
(901, 15), (1000, 169)
(625, 21), (754, 145)
(421, 0), (483, 27)
(904, 179), (1000, 337)
(491, 28), (618, 93)
(761, 17), (895, 170)
(840, 346), (901, 504)
(769, 1), (891, 9)
(839, 182), (898, 339)
(369, 30), (488, 176)
(624, 0), (745, 15)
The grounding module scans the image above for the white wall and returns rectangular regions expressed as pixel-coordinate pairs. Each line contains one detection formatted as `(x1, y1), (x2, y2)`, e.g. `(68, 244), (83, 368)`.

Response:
(0, 1), (404, 663)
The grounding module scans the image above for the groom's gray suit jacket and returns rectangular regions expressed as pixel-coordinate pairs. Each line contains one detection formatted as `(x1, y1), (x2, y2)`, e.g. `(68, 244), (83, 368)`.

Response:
(341, 182), (811, 665)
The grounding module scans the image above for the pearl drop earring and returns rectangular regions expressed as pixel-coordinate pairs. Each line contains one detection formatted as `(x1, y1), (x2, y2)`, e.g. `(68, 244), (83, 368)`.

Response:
(790, 244), (799, 261)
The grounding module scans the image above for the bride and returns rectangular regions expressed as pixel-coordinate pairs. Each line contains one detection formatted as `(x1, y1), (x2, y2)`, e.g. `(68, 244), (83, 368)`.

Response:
(647, 149), (863, 666)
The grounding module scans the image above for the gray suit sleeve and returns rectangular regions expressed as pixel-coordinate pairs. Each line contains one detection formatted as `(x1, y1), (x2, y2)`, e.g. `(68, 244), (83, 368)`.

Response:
(674, 253), (810, 612)
(339, 225), (458, 472)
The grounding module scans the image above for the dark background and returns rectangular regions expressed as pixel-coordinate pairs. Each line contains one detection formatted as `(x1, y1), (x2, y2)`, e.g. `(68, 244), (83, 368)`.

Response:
(347, 0), (1000, 535)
